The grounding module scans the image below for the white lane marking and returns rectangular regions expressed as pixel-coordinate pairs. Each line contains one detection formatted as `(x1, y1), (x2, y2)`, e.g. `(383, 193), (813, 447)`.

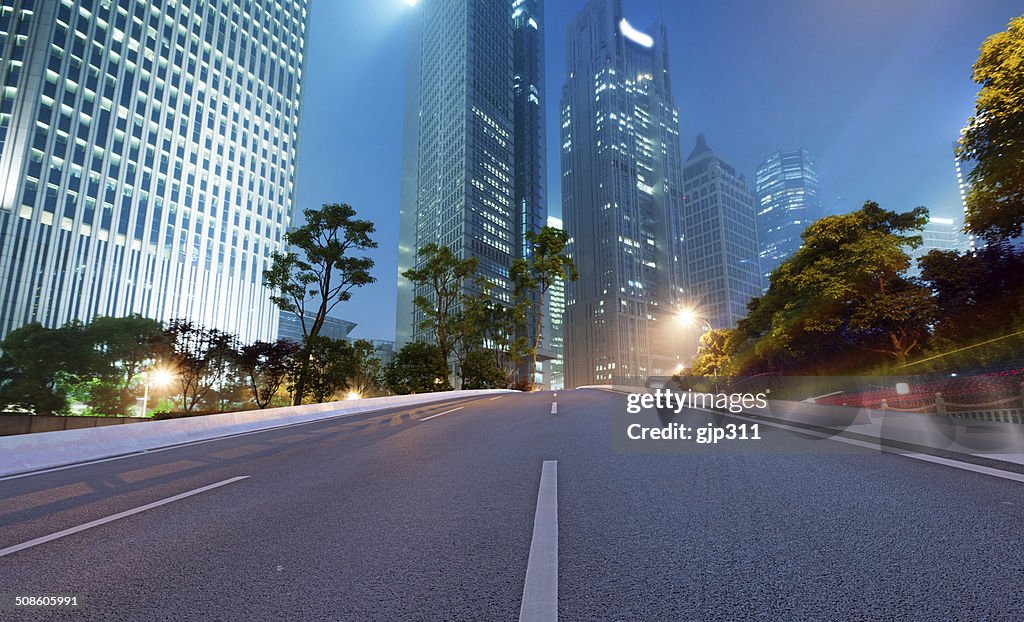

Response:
(519, 460), (558, 622)
(489, 396), (504, 401)
(0, 476), (249, 558)
(550, 402), (558, 415)
(419, 407), (464, 422)
(698, 408), (1024, 485)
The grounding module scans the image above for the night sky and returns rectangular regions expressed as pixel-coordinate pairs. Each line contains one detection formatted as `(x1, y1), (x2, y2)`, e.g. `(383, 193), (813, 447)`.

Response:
(293, 0), (1022, 341)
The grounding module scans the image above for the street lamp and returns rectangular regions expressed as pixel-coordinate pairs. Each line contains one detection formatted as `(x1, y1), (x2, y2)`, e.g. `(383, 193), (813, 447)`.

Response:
(674, 308), (717, 377)
(139, 367), (174, 417)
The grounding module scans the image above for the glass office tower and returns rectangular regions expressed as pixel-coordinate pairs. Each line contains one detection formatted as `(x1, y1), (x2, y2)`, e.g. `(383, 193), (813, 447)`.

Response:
(682, 134), (761, 330)
(561, 0), (686, 387)
(396, 0), (546, 371)
(754, 148), (821, 289)
(0, 0), (309, 343)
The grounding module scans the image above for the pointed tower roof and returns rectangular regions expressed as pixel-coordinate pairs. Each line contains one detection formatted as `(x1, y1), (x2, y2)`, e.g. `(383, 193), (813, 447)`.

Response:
(687, 133), (713, 161)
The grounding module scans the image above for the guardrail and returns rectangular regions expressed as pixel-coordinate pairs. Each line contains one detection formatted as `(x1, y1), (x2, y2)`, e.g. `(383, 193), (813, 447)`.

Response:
(0, 390), (513, 478)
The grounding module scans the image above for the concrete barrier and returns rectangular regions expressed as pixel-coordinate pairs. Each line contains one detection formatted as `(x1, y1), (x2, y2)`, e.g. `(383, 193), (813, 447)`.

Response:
(0, 390), (513, 477)
(0, 414), (148, 436)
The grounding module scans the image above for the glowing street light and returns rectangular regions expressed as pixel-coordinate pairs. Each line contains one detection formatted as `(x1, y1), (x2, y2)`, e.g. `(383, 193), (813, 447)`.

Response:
(139, 366), (175, 417)
(675, 308), (713, 332)
(346, 391), (363, 401)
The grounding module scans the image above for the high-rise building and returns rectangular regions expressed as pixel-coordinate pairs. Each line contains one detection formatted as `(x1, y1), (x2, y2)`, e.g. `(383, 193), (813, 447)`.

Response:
(0, 0), (309, 343)
(906, 216), (966, 277)
(682, 134), (761, 330)
(754, 148), (821, 289)
(396, 0), (546, 366)
(543, 215), (565, 390)
(954, 135), (980, 253)
(561, 0), (686, 387)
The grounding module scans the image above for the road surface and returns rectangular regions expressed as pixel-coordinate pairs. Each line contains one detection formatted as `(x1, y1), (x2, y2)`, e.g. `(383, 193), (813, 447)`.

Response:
(2, 389), (1024, 620)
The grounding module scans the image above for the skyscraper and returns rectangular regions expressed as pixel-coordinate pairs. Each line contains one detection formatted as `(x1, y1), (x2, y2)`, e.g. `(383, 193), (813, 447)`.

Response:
(754, 148), (821, 288)
(682, 134), (761, 330)
(0, 0), (309, 343)
(561, 0), (686, 387)
(396, 0), (546, 363)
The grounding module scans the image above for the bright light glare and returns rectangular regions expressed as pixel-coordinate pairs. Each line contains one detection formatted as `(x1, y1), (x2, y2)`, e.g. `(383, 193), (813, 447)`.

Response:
(346, 391), (363, 401)
(149, 368), (175, 388)
(405, 0), (417, 6)
(675, 309), (698, 326)
(619, 18), (654, 48)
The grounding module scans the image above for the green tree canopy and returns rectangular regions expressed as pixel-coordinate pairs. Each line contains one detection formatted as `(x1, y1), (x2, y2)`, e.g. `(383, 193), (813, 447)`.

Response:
(511, 226), (577, 390)
(960, 14), (1024, 241)
(402, 243), (479, 373)
(263, 203), (377, 404)
(384, 341), (450, 395)
(734, 202), (934, 372)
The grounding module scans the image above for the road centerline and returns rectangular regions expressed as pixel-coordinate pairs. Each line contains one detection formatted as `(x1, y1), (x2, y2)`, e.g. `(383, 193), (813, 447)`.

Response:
(550, 402), (558, 415)
(0, 476), (250, 558)
(519, 460), (558, 622)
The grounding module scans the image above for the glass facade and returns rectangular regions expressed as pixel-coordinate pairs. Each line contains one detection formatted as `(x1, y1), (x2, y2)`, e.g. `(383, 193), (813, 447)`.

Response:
(396, 0), (546, 373)
(682, 134), (761, 330)
(543, 215), (564, 390)
(0, 0), (309, 344)
(561, 0), (686, 387)
(754, 148), (821, 290)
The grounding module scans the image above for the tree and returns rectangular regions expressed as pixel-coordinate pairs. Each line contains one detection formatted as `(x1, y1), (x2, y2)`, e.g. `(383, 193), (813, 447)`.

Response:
(345, 339), (383, 398)
(459, 284), (528, 388)
(460, 349), (508, 389)
(155, 320), (238, 413)
(960, 14), (1024, 242)
(300, 336), (354, 404)
(688, 329), (739, 377)
(735, 202), (934, 372)
(511, 226), (578, 390)
(85, 315), (163, 415)
(235, 339), (300, 408)
(384, 341), (450, 395)
(0, 322), (97, 415)
(401, 244), (479, 378)
(264, 203), (377, 404)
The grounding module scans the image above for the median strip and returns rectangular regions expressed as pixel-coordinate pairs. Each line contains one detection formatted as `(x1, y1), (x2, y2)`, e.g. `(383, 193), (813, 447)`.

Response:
(519, 460), (558, 622)
(0, 476), (250, 558)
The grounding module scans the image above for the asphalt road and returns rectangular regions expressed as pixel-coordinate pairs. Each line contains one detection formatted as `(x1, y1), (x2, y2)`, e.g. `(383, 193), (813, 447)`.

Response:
(2, 389), (1024, 621)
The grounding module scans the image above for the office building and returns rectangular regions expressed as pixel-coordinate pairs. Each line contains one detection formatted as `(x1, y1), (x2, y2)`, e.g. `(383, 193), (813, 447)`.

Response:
(276, 312), (357, 344)
(754, 148), (821, 289)
(561, 0), (686, 387)
(682, 134), (761, 330)
(396, 0), (546, 363)
(0, 0), (310, 343)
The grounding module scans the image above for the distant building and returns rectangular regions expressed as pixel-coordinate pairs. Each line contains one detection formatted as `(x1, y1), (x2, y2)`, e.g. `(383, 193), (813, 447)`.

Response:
(276, 312), (357, 344)
(907, 216), (966, 276)
(560, 0), (686, 387)
(954, 136), (980, 253)
(396, 0), (547, 379)
(754, 149), (821, 289)
(544, 216), (566, 390)
(682, 135), (762, 330)
(0, 0), (310, 343)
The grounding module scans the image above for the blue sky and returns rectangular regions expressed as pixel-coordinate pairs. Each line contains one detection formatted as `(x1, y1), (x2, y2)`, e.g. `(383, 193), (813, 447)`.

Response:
(293, 0), (1023, 341)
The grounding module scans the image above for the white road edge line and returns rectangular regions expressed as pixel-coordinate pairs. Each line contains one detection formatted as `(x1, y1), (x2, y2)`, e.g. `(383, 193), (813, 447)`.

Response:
(489, 396), (504, 401)
(695, 408), (1024, 485)
(519, 460), (558, 622)
(550, 402), (558, 415)
(419, 407), (464, 422)
(0, 476), (250, 558)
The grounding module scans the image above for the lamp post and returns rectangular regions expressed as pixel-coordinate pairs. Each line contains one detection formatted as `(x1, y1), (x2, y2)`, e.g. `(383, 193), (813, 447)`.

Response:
(675, 308), (716, 377)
